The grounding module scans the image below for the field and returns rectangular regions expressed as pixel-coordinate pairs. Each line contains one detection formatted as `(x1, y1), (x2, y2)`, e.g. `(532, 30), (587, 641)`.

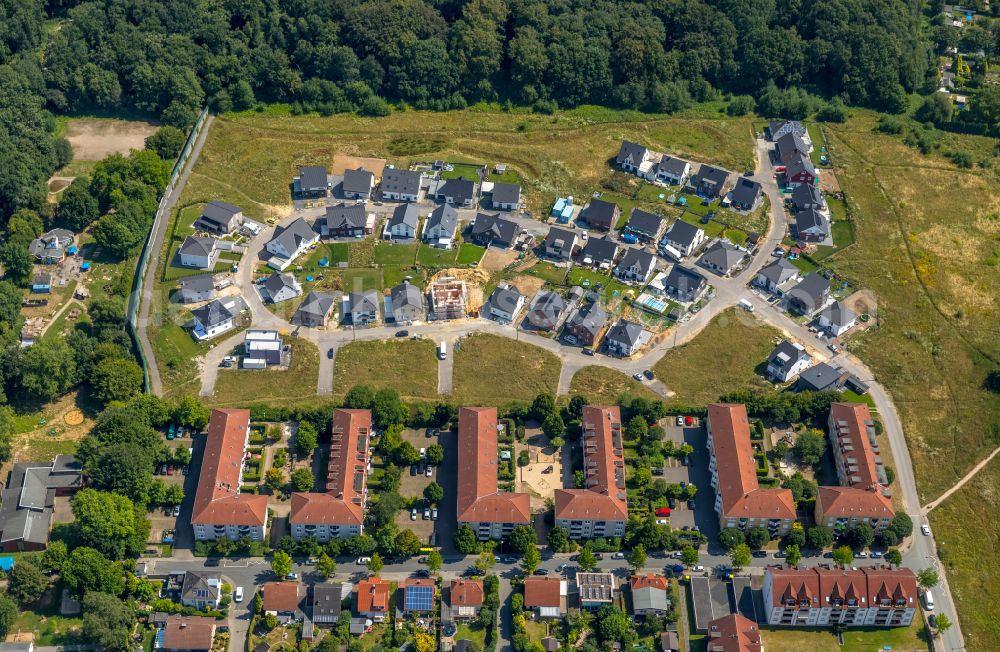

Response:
(569, 366), (659, 404)
(332, 339), (439, 400)
(60, 117), (158, 162)
(451, 333), (561, 405)
(759, 624), (930, 652)
(207, 336), (320, 407)
(651, 309), (780, 405)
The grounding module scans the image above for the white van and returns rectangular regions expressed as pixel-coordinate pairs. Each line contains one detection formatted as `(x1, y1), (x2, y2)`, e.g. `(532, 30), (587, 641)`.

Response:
(438, 341), (447, 360)
(923, 590), (935, 610)
(234, 586), (244, 603)
(738, 298), (754, 312)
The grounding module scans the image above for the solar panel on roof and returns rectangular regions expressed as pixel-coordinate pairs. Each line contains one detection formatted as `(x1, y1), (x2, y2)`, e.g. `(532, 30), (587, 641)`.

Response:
(405, 586), (434, 611)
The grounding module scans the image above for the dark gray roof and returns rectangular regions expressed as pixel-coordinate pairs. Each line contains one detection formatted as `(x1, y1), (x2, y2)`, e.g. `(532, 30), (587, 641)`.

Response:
(817, 301), (855, 328)
(606, 319), (643, 347)
(269, 218), (316, 253)
(543, 227), (576, 257)
(665, 220), (703, 248)
(582, 237), (619, 265)
(617, 247), (656, 276)
(181, 571), (221, 602)
(788, 272), (829, 306)
(768, 340), (808, 372)
(657, 155), (689, 176)
(191, 298), (234, 328)
(616, 140), (648, 165)
(32, 272), (51, 285)
(0, 458), (82, 547)
(770, 120), (805, 135)
(342, 168), (375, 195)
(349, 290), (378, 314)
(777, 132), (809, 163)
(757, 258), (799, 286)
(585, 199), (619, 226)
(180, 274), (215, 293)
(471, 213), (518, 246)
(626, 208), (665, 237)
(797, 362), (844, 392)
(264, 272), (299, 297)
(312, 584), (344, 619)
(664, 265), (706, 292)
(785, 152), (816, 178)
(28, 228), (74, 259)
(295, 291), (335, 320)
(729, 177), (761, 206)
(694, 165), (729, 191)
(388, 203), (420, 229)
(489, 284), (523, 313)
(390, 281), (423, 314)
(439, 178), (475, 203)
(382, 168), (423, 195)
(791, 183), (824, 209)
(698, 241), (744, 272)
(529, 291), (567, 324)
(324, 203), (367, 230)
(567, 302), (608, 335)
(491, 182), (520, 206)
(201, 200), (241, 223)
(179, 235), (217, 257)
(795, 208), (827, 236)
(426, 204), (458, 234)
(298, 166), (328, 190)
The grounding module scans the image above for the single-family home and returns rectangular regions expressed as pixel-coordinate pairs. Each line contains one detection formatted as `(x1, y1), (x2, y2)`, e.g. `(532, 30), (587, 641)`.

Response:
(402, 578), (436, 614)
(630, 575), (670, 618)
(581, 237), (619, 269)
(729, 178), (762, 211)
(262, 272), (302, 304)
(321, 203), (369, 239)
(30, 272), (51, 294)
(661, 220), (707, 259)
(790, 184), (826, 212)
(692, 165), (730, 199)
(436, 178), (476, 208)
(262, 581), (302, 619)
(0, 455), (82, 552)
(661, 265), (708, 303)
(179, 571), (221, 610)
(523, 577), (567, 618)
(525, 291), (567, 331)
(604, 319), (645, 357)
(654, 156), (691, 186)
(582, 199), (620, 231)
(341, 167), (375, 200)
(389, 281), (424, 323)
(423, 205), (458, 247)
(177, 274), (215, 304)
(158, 615), (216, 652)
(488, 284), (525, 323)
(563, 302), (608, 347)
(542, 227), (577, 260)
(294, 291), (336, 327)
(786, 272), (830, 315)
(266, 218), (318, 271)
(794, 208), (829, 243)
(347, 291), (379, 325)
(380, 168), (423, 202)
(577, 573), (617, 610)
(490, 182), (521, 211)
(706, 613), (762, 652)
(449, 579), (484, 620)
(29, 228), (75, 264)
(469, 213), (518, 248)
(190, 297), (240, 340)
(385, 203), (420, 240)
(784, 153), (816, 188)
(243, 330), (283, 368)
(293, 166), (330, 199)
(616, 140), (649, 173)
(698, 240), (745, 277)
(776, 132), (810, 165)
(766, 340), (812, 382)
(816, 301), (856, 337)
(614, 248), (657, 284)
(312, 583), (349, 625)
(193, 201), (243, 235)
(796, 362), (845, 392)
(178, 236), (221, 270)
(769, 120), (808, 142)
(624, 208), (666, 243)
(753, 258), (801, 296)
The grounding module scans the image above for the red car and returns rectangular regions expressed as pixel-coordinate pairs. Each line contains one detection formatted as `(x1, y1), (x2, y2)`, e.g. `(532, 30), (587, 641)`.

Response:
(655, 507), (671, 517)
(685, 415), (694, 426)
(166, 465), (174, 476)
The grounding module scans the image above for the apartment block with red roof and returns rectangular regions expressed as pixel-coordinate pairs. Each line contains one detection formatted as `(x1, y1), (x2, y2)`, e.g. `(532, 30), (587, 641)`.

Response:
(456, 407), (531, 540)
(707, 404), (796, 536)
(289, 409), (371, 541)
(706, 613), (762, 652)
(553, 406), (628, 539)
(355, 576), (391, 622)
(191, 409), (268, 542)
(815, 403), (895, 533)
(763, 566), (917, 628)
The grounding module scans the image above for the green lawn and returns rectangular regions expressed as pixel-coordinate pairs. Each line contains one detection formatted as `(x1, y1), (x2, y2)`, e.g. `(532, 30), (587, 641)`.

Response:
(372, 242), (417, 265)
(382, 266), (425, 289)
(302, 242), (350, 272)
(161, 242), (234, 281)
(806, 122), (832, 167)
(452, 333), (561, 405)
(812, 221), (855, 261)
(441, 162), (482, 181)
(208, 336), (320, 407)
(789, 255), (820, 274)
(565, 267), (632, 301)
(332, 339), (439, 400)
(760, 623), (929, 652)
(677, 212), (725, 238)
(454, 622), (488, 648)
(456, 243), (486, 265)
(342, 267), (382, 293)
(524, 261), (568, 286)
(13, 602), (84, 646)
(569, 366), (659, 403)
(152, 318), (211, 400)
(417, 243), (459, 267)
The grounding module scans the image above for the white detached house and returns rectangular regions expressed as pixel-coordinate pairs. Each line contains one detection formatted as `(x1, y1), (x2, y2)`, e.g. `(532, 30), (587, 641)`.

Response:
(266, 218), (318, 271)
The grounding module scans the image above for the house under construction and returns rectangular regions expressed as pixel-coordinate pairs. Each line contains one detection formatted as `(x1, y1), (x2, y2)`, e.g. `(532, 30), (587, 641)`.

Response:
(430, 277), (468, 320)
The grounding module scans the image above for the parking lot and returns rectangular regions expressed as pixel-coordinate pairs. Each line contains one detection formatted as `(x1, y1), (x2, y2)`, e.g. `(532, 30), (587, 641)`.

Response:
(657, 420), (719, 542)
(391, 427), (459, 551)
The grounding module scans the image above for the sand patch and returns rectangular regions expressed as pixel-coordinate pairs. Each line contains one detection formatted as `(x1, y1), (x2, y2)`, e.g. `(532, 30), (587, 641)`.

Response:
(330, 154), (387, 178)
(64, 118), (158, 160)
(480, 248), (518, 273)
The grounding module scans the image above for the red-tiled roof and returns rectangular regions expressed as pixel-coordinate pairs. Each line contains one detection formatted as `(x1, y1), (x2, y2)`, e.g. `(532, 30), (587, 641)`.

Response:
(630, 574), (668, 591)
(814, 567), (867, 607)
(456, 407), (531, 524)
(707, 613), (762, 652)
(356, 577), (390, 614)
(291, 409), (370, 525)
(863, 567), (918, 609)
(829, 402), (881, 488)
(767, 566), (821, 609)
(708, 404), (795, 521)
(816, 485), (894, 521)
(262, 581), (301, 613)
(191, 409), (267, 527)
(523, 577), (564, 608)
(162, 615), (215, 651)
(554, 406), (628, 522)
(450, 579), (484, 607)
(767, 566), (917, 611)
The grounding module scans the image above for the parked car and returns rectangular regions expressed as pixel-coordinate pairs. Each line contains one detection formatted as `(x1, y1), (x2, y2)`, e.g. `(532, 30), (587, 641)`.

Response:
(671, 564), (685, 573)
(771, 247), (784, 257)
(752, 550), (767, 558)
(420, 447), (427, 459)
(234, 587), (244, 602)
(423, 508), (430, 520)
(655, 508), (671, 516)
(633, 373), (644, 381)
(415, 569), (431, 578)
(425, 466), (434, 477)
(651, 467), (663, 476)
(327, 348), (334, 359)
(655, 519), (668, 526)
(822, 552), (834, 558)
(692, 565), (705, 572)
(643, 370), (654, 379)
(685, 416), (693, 426)
(542, 465), (554, 474)
(166, 466), (173, 476)
(871, 551), (884, 559)
(774, 551), (787, 558)
(921, 524), (931, 536)
(357, 557), (372, 565)
(395, 330), (409, 337)
(611, 552), (625, 559)
(556, 563), (568, 572)
(172, 505), (181, 517)
(533, 569), (549, 576)
(668, 497), (676, 508)
(431, 509), (438, 520)
(687, 499), (696, 510)
(410, 508), (417, 521)
(582, 348), (595, 356)
(410, 466), (417, 476)
(676, 416), (684, 426)
(286, 572), (298, 580)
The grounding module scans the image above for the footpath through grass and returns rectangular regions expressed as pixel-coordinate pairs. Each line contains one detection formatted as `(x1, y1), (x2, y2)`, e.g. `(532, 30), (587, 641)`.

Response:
(332, 339), (439, 400)
(451, 333), (561, 405)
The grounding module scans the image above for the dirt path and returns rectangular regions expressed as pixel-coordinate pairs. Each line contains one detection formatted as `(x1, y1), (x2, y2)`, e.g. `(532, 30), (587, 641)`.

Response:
(922, 445), (1000, 514)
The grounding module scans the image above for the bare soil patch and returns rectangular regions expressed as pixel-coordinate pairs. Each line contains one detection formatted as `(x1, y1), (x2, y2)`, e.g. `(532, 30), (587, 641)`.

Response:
(480, 248), (518, 273)
(63, 118), (158, 160)
(330, 154), (387, 178)
(817, 168), (841, 193)
(508, 274), (546, 299)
